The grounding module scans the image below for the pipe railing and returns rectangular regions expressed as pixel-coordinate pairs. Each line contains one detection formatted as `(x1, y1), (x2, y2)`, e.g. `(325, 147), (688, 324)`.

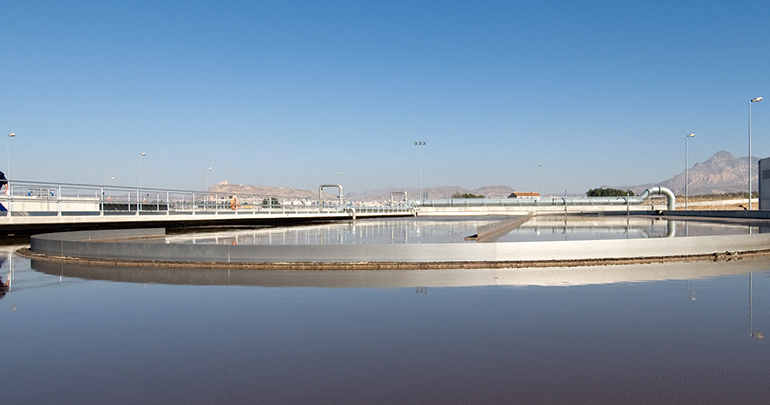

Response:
(414, 187), (676, 211)
(0, 181), (676, 217)
(0, 180), (412, 217)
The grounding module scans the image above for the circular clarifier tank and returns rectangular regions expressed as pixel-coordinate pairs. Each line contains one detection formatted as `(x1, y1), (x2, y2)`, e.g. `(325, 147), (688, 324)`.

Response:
(161, 216), (754, 246)
(25, 214), (770, 269)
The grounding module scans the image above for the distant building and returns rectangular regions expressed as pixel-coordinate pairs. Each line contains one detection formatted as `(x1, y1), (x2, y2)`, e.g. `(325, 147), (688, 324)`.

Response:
(508, 192), (541, 199)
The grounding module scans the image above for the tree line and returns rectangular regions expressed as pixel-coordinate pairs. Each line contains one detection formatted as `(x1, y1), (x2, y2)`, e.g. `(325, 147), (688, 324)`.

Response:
(451, 192), (485, 198)
(586, 188), (635, 197)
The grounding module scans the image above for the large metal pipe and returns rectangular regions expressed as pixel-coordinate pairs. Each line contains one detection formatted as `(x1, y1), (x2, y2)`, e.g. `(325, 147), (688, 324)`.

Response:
(634, 186), (676, 211)
(416, 186), (677, 211)
(545, 186), (675, 210)
(390, 191), (408, 205)
(319, 184), (343, 205)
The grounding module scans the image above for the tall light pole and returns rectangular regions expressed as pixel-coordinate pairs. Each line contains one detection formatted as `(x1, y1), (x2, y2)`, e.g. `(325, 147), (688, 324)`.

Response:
(749, 97), (762, 210)
(685, 134), (695, 210)
(414, 141), (426, 201)
(139, 152), (146, 188)
(6, 133), (15, 178)
(206, 166), (213, 191)
(539, 163), (543, 196)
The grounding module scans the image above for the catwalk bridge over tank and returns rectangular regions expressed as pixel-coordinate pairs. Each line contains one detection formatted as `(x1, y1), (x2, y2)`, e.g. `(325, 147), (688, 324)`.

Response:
(0, 180), (414, 236)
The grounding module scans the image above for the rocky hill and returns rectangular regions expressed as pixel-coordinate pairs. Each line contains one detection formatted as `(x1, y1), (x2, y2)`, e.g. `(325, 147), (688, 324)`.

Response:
(620, 151), (756, 195)
(344, 184), (517, 201)
(209, 182), (516, 202)
(209, 181), (337, 200)
(210, 151), (754, 201)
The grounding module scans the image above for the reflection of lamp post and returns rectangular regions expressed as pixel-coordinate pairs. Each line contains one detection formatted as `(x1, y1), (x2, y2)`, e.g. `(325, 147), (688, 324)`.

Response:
(749, 97), (762, 210)
(749, 273), (763, 339)
(139, 152), (146, 188)
(5, 250), (16, 311)
(685, 134), (695, 210)
(6, 250), (12, 291)
(7, 133), (15, 178)
(414, 141), (426, 201)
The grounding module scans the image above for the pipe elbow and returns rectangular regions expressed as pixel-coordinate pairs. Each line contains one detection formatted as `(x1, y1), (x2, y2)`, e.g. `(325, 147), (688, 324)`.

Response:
(640, 186), (676, 211)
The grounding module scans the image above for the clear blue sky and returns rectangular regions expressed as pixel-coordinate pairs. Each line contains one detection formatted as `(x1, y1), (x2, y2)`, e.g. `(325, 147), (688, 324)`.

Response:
(2, 0), (769, 195)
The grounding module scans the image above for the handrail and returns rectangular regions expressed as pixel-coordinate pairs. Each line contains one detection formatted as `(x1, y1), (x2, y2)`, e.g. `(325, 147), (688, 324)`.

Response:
(0, 180), (413, 218)
(413, 187), (676, 210)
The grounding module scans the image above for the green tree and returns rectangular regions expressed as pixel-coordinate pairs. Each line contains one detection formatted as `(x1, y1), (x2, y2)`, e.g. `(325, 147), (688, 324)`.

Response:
(586, 188), (634, 197)
(261, 197), (280, 207)
(452, 192), (484, 198)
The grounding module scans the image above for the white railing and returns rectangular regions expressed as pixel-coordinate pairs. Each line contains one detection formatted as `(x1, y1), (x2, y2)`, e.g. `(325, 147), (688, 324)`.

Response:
(414, 196), (669, 208)
(0, 180), (413, 217)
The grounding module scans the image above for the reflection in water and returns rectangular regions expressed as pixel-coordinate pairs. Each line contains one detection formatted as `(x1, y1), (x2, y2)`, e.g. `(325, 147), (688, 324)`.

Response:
(163, 216), (751, 246)
(4, 247), (770, 404)
(0, 254), (7, 302)
(30, 254), (770, 288)
(750, 273), (764, 339)
(0, 276), (7, 301)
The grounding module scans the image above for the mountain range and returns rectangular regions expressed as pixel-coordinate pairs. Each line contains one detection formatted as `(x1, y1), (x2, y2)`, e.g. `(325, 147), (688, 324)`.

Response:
(210, 151), (756, 200)
(617, 150), (756, 196)
(344, 184), (517, 201)
(209, 182), (516, 201)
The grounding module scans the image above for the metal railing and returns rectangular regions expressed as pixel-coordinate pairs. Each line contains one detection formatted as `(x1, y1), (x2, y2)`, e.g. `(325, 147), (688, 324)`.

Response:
(414, 195), (670, 208)
(0, 180), (413, 218)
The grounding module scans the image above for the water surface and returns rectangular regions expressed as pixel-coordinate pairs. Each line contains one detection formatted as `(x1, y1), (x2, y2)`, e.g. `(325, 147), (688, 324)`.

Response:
(163, 216), (755, 245)
(2, 245), (770, 404)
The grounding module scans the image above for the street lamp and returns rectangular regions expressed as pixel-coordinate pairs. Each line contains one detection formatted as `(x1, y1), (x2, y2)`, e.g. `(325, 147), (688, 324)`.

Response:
(206, 167), (213, 191)
(539, 163), (543, 196)
(204, 167), (213, 211)
(414, 141), (426, 201)
(6, 133), (15, 178)
(139, 152), (146, 188)
(685, 134), (695, 210)
(749, 97), (762, 210)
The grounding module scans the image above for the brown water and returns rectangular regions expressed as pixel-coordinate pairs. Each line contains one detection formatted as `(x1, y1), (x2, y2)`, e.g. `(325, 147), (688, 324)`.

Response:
(2, 245), (770, 404)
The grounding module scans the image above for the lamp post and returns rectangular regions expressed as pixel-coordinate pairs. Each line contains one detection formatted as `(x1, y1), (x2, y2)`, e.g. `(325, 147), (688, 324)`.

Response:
(204, 167), (213, 211)
(749, 97), (762, 210)
(206, 167), (213, 191)
(414, 141), (426, 201)
(139, 152), (146, 188)
(685, 134), (695, 210)
(6, 133), (15, 178)
(539, 163), (543, 197)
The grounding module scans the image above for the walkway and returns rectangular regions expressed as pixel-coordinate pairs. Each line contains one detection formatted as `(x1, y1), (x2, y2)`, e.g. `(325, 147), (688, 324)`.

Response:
(0, 180), (412, 236)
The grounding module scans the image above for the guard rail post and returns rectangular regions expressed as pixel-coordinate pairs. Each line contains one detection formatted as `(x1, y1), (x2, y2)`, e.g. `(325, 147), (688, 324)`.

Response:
(57, 184), (62, 217)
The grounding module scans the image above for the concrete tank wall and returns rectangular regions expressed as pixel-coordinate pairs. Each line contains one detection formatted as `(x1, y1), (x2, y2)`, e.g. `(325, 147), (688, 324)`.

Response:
(29, 227), (770, 266)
